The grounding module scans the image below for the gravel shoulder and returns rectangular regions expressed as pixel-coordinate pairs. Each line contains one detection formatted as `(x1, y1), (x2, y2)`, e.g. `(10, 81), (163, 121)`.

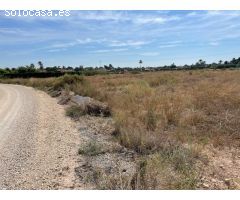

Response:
(0, 84), (82, 189)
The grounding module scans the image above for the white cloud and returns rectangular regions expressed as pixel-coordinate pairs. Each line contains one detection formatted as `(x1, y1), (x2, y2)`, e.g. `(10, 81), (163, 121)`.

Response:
(49, 41), (76, 49)
(206, 11), (222, 16)
(77, 38), (94, 44)
(72, 11), (181, 26)
(0, 28), (22, 35)
(159, 44), (179, 48)
(134, 16), (180, 25)
(91, 48), (127, 53)
(109, 40), (149, 47)
(186, 12), (198, 17)
(209, 41), (219, 46)
(45, 38), (148, 52)
(140, 52), (159, 56)
(164, 40), (182, 45)
(206, 10), (240, 18)
(78, 38), (108, 44)
(134, 17), (166, 24)
(77, 11), (128, 22)
(47, 48), (67, 53)
(47, 38), (106, 49)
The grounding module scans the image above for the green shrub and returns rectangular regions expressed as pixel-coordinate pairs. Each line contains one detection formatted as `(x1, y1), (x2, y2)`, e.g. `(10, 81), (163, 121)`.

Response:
(53, 74), (85, 90)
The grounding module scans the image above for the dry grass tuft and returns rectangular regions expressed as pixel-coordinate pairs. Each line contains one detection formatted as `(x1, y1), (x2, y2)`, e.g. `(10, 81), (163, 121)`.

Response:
(78, 141), (104, 156)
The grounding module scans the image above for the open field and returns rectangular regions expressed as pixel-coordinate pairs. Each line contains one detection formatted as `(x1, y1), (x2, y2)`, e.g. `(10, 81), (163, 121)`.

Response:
(1, 69), (240, 189)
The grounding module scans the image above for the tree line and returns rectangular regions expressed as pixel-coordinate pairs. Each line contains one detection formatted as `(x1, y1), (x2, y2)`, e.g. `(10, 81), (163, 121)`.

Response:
(1, 57), (240, 78)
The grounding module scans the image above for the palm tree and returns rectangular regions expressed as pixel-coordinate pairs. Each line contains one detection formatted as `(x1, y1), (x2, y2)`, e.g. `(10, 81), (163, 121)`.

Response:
(38, 61), (44, 70)
(139, 60), (143, 67)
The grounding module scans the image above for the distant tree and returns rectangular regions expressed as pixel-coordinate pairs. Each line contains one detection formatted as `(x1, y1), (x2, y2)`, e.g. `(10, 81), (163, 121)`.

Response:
(30, 63), (35, 68)
(196, 59), (206, 68)
(38, 61), (44, 70)
(109, 64), (114, 70)
(139, 60), (143, 67)
(17, 66), (28, 73)
(237, 62), (240, 68)
(104, 65), (110, 70)
(230, 58), (237, 65)
(218, 60), (223, 65)
(45, 66), (58, 72)
(86, 67), (93, 71)
(237, 57), (240, 63)
(25, 64), (35, 72)
(5, 67), (10, 72)
(170, 63), (176, 69)
(0, 68), (6, 74)
(183, 64), (189, 69)
(74, 65), (84, 72)
(67, 66), (73, 71)
(210, 63), (218, 69)
(28, 64), (36, 72)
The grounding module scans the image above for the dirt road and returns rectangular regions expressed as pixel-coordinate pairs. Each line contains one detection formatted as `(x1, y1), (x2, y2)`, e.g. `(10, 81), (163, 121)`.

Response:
(0, 84), (81, 189)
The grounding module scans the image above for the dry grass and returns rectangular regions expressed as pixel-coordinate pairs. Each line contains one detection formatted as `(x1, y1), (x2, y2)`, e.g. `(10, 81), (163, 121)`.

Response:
(1, 69), (240, 189)
(83, 70), (240, 149)
(83, 70), (240, 189)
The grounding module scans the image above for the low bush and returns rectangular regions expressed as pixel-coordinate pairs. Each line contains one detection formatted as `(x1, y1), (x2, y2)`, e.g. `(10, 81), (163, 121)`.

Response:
(78, 141), (104, 156)
(66, 105), (85, 119)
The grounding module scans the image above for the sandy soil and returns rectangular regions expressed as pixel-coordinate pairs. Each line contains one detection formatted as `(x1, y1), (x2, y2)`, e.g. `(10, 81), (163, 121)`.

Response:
(0, 84), (82, 189)
(198, 145), (240, 189)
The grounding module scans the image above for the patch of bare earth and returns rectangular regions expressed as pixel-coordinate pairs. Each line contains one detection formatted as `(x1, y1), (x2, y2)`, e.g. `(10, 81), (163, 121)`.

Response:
(74, 116), (136, 189)
(197, 145), (240, 189)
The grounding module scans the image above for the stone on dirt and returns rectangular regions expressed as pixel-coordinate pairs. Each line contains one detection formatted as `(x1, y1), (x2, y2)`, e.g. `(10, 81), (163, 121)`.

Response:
(71, 95), (111, 117)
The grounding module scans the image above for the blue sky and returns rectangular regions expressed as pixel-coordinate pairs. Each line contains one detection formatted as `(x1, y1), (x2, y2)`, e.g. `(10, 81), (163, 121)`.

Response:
(0, 10), (240, 68)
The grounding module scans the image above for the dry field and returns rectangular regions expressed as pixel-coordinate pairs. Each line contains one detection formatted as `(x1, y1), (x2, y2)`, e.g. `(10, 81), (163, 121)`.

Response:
(1, 69), (240, 189)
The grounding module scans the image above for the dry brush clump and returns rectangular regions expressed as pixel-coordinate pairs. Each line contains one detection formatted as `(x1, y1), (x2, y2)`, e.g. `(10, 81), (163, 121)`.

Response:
(66, 105), (86, 119)
(78, 141), (105, 156)
(130, 146), (199, 190)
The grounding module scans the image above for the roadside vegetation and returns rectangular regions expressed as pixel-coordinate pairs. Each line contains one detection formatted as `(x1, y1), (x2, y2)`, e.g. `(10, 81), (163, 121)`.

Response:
(1, 69), (240, 189)
(78, 141), (104, 156)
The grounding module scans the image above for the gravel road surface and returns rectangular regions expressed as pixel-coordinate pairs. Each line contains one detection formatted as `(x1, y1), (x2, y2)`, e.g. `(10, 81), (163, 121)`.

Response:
(0, 84), (81, 189)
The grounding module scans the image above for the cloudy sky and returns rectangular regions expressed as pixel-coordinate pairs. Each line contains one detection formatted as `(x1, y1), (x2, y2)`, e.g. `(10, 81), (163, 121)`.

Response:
(0, 10), (240, 68)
